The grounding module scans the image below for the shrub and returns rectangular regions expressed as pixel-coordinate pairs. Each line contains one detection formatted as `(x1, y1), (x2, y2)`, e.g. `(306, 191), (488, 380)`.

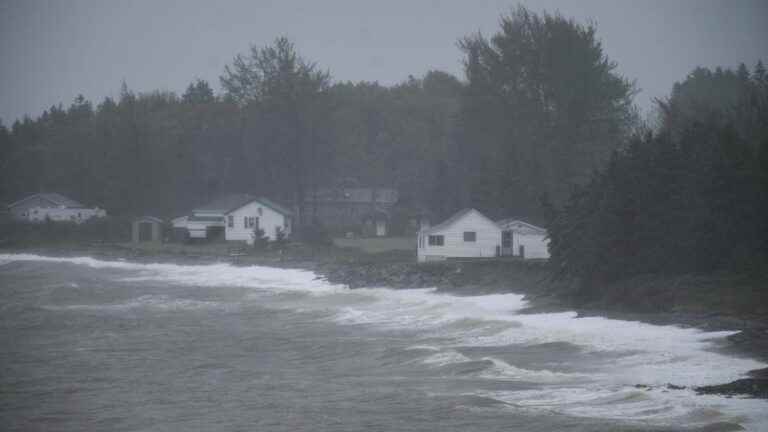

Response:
(251, 227), (269, 250)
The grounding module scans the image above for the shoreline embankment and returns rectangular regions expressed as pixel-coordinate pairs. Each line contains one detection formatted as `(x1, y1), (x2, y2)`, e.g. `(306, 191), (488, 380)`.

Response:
(3, 242), (768, 397)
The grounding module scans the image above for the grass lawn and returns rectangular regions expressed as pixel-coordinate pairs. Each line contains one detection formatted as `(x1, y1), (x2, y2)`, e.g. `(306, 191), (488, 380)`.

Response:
(332, 236), (416, 254)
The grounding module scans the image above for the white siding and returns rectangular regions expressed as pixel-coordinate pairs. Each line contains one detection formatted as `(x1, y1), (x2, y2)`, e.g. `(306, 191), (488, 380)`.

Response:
(513, 232), (550, 259)
(498, 220), (550, 260)
(171, 216), (188, 228)
(225, 201), (289, 244)
(417, 210), (501, 262)
(25, 207), (106, 224)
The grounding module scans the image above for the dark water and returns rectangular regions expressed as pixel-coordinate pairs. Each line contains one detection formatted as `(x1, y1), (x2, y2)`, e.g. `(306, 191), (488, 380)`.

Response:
(1, 254), (766, 431)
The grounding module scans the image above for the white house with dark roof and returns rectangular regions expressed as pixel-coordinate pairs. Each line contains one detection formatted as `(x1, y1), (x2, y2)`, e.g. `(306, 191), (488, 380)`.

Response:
(7, 193), (106, 224)
(417, 208), (501, 262)
(178, 194), (293, 244)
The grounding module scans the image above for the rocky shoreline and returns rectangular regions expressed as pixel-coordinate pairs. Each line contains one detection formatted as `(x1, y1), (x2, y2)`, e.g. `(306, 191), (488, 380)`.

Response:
(4, 243), (768, 398)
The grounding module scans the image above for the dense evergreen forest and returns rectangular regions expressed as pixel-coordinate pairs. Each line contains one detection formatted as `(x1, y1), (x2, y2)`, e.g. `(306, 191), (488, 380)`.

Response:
(1, 6), (765, 283)
(0, 7), (635, 226)
(549, 63), (768, 284)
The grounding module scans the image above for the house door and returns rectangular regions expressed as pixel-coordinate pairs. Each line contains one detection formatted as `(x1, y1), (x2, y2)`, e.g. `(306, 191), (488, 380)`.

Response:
(139, 222), (153, 242)
(375, 220), (386, 237)
(502, 231), (513, 256)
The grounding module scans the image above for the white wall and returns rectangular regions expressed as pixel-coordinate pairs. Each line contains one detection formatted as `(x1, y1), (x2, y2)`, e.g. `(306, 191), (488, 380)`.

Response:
(26, 207), (106, 224)
(513, 232), (550, 259)
(417, 210), (501, 262)
(225, 201), (290, 244)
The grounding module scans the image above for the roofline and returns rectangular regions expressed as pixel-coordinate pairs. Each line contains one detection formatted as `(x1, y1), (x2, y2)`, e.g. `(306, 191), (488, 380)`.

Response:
(225, 198), (293, 216)
(421, 208), (498, 235)
(7, 193), (85, 209)
(7, 194), (57, 209)
(497, 219), (547, 233)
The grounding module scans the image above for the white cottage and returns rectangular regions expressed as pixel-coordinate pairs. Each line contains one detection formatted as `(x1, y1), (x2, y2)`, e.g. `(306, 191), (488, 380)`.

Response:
(176, 194), (293, 243)
(7, 193), (106, 224)
(417, 208), (501, 262)
(497, 218), (550, 259)
(224, 197), (293, 244)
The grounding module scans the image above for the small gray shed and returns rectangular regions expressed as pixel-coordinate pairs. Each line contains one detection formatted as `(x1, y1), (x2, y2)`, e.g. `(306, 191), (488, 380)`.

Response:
(132, 216), (164, 243)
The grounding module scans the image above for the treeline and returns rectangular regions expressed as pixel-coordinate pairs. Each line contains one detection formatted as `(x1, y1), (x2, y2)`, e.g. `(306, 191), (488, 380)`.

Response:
(549, 63), (768, 285)
(0, 6), (636, 225)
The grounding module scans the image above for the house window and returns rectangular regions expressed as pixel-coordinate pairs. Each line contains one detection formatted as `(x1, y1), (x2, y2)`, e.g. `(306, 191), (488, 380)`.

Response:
(228, 215), (234, 228)
(243, 216), (248, 228)
(258, 207), (263, 216)
(248, 216), (256, 228)
(463, 232), (476, 242)
(428, 235), (444, 246)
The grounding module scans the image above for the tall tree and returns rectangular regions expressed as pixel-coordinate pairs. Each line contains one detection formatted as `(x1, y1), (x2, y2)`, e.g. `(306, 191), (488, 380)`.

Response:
(549, 62), (768, 286)
(182, 79), (215, 104)
(454, 6), (638, 219)
(221, 37), (331, 224)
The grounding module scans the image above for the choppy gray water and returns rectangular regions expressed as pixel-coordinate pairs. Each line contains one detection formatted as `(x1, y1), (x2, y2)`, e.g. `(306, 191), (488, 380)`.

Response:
(1, 254), (767, 431)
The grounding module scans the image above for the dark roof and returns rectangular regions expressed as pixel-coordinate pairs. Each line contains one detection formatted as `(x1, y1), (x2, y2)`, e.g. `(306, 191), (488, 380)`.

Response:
(193, 194), (256, 213)
(305, 187), (398, 204)
(194, 194), (294, 216)
(258, 197), (293, 216)
(8, 193), (85, 209)
(134, 216), (164, 223)
(188, 215), (224, 222)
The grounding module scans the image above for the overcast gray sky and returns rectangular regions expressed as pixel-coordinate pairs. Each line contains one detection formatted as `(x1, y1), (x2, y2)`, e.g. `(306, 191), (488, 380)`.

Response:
(1, 0), (767, 124)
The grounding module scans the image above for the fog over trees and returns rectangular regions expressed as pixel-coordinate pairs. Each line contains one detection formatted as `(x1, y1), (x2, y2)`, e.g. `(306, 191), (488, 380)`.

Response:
(1, 6), (766, 279)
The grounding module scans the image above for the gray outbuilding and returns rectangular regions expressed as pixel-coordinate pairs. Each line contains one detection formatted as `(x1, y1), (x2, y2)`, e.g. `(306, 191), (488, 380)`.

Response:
(131, 216), (164, 243)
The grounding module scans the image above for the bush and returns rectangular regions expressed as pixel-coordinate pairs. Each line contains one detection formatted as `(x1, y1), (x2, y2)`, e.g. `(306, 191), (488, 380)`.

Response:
(273, 227), (288, 248)
(251, 227), (269, 250)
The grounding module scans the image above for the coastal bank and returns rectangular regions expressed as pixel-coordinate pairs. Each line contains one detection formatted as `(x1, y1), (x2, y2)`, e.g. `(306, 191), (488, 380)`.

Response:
(3, 241), (768, 398)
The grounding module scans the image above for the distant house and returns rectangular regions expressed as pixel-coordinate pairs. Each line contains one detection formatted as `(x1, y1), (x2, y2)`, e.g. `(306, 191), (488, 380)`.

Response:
(497, 218), (550, 259)
(177, 194), (293, 244)
(7, 193), (106, 224)
(303, 186), (398, 236)
(131, 216), (164, 243)
(170, 216), (189, 242)
(417, 208), (501, 262)
(416, 209), (550, 262)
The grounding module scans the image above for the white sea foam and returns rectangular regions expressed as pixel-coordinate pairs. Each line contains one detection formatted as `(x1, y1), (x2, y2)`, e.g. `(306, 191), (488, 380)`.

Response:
(4, 253), (768, 429)
(42, 294), (235, 312)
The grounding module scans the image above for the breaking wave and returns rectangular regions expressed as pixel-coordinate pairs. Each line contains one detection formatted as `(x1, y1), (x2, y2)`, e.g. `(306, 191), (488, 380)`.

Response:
(3, 253), (768, 429)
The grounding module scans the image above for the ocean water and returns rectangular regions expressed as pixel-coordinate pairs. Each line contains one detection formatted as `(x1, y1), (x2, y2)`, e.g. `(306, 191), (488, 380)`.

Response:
(1, 253), (766, 431)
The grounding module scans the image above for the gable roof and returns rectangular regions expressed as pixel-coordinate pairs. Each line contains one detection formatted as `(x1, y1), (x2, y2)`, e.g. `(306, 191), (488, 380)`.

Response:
(134, 216), (164, 223)
(255, 197), (293, 216)
(8, 193), (84, 209)
(193, 193), (256, 214)
(226, 196), (293, 216)
(496, 218), (547, 234)
(192, 194), (294, 217)
(422, 208), (498, 234)
(305, 187), (398, 204)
